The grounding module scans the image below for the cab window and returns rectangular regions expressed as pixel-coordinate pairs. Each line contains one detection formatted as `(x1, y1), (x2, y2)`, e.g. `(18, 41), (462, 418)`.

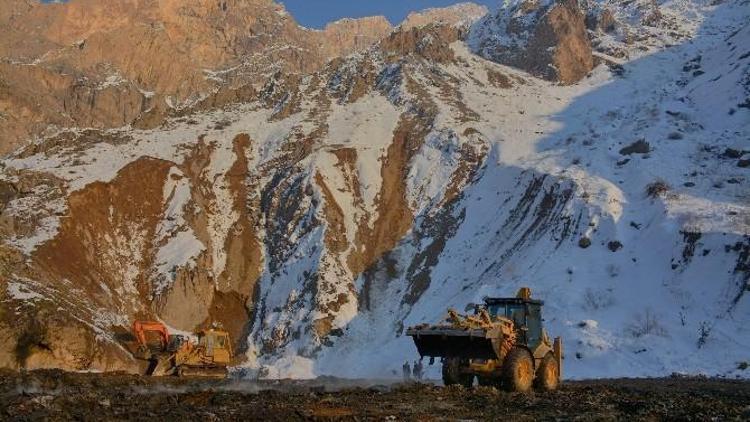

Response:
(487, 303), (526, 325)
(486, 304), (500, 316)
(526, 304), (543, 348)
(507, 304), (526, 327)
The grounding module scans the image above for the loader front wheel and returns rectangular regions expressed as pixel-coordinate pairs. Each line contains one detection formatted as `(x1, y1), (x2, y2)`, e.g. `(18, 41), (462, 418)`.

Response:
(442, 358), (473, 388)
(502, 348), (534, 392)
(535, 353), (560, 391)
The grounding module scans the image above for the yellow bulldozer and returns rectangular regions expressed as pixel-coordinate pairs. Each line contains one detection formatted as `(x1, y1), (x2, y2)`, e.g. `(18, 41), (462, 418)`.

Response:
(406, 287), (562, 392)
(130, 321), (233, 378)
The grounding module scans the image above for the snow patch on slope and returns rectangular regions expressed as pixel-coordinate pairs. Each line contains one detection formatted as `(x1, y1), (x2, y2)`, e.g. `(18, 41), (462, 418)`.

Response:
(324, 93), (401, 214)
(153, 167), (205, 294)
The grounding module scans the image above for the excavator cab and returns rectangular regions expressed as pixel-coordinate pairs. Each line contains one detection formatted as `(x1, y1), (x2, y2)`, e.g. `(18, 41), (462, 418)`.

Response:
(132, 321), (170, 359)
(166, 334), (188, 353)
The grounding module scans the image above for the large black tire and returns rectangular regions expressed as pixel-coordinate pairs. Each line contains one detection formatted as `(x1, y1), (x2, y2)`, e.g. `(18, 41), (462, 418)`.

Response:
(442, 358), (474, 388)
(502, 348), (534, 392)
(535, 353), (560, 391)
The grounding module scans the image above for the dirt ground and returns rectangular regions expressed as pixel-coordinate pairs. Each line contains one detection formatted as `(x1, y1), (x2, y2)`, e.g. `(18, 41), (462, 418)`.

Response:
(1, 370), (749, 421)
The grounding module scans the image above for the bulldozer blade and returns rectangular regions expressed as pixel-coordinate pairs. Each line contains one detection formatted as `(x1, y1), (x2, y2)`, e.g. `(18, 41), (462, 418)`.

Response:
(178, 366), (228, 378)
(145, 356), (174, 377)
(408, 329), (498, 360)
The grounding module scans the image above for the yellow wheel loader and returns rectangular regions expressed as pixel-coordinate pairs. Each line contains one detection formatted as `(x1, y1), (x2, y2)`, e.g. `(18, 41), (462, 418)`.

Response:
(406, 287), (562, 392)
(131, 322), (233, 378)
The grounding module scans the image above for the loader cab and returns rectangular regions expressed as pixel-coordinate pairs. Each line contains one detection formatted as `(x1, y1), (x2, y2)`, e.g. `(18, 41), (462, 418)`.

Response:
(483, 296), (545, 349)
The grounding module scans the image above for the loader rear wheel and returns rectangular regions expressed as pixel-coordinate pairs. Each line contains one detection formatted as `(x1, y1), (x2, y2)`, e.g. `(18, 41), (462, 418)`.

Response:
(502, 348), (534, 393)
(442, 358), (473, 388)
(535, 353), (560, 391)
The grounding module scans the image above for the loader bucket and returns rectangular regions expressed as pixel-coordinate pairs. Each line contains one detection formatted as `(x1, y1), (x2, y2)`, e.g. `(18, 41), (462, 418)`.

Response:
(408, 329), (498, 360)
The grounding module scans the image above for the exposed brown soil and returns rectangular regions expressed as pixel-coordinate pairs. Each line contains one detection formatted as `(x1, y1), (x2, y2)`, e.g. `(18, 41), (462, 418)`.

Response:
(486, 68), (514, 89)
(314, 172), (349, 256)
(34, 157), (172, 308)
(346, 114), (426, 277)
(214, 134), (261, 338)
(1, 371), (749, 421)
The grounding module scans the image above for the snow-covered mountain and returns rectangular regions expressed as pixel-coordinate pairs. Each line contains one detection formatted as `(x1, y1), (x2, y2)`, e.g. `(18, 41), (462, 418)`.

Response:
(0, 0), (748, 379)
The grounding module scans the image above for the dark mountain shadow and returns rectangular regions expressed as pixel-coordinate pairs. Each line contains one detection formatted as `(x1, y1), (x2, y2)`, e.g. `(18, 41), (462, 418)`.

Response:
(536, 0), (749, 206)
(532, 0), (750, 310)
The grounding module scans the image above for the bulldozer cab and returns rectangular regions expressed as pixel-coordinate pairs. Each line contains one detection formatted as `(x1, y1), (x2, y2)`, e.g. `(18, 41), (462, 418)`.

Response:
(483, 296), (544, 349)
(196, 329), (232, 364)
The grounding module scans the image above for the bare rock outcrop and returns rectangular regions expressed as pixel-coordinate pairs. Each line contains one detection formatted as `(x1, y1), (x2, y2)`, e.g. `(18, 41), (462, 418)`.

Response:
(319, 17), (394, 58)
(401, 2), (489, 30)
(380, 25), (464, 64)
(469, 0), (594, 84)
(586, 7), (618, 33)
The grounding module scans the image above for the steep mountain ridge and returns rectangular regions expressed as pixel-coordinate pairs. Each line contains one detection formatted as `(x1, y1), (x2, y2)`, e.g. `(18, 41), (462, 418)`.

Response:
(0, 0), (748, 379)
(0, 0), (450, 156)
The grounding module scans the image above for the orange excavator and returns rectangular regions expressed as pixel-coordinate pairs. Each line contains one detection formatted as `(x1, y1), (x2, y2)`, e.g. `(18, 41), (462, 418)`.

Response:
(132, 321), (171, 359)
(130, 320), (233, 378)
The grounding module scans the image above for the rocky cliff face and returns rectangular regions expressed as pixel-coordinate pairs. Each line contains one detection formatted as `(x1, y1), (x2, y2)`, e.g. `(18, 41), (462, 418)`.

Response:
(469, 0), (594, 84)
(0, 0), (748, 379)
(0, 0), (396, 156)
(0, 1), (493, 158)
(319, 17), (395, 59)
(401, 2), (489, 30)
